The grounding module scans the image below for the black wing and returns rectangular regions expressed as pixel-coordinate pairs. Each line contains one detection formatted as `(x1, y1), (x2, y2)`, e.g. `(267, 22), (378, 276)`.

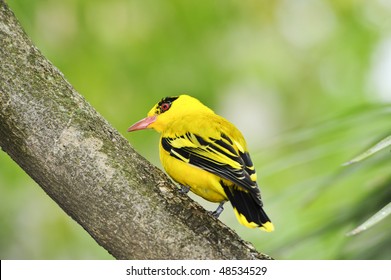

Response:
(161, 132), (260, 196)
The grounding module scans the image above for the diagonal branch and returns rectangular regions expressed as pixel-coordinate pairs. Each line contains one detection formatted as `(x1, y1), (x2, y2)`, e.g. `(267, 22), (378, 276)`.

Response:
(0, 1), (271, 260)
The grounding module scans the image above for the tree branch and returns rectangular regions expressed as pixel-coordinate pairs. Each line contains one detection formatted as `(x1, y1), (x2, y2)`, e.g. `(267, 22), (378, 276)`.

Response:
(0, 1), (271, 260)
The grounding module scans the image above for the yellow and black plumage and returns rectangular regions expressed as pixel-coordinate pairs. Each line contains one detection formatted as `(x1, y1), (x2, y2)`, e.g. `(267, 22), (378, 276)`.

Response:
(128, 95), (274, 232)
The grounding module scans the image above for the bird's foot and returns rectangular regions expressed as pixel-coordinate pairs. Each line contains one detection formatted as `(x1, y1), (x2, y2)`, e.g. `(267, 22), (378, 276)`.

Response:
(210, 201), (226, 218)
(178, 184), (190, 195)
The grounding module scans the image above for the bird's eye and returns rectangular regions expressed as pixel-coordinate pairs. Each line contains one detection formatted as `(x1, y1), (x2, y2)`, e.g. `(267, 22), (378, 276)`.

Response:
(160, 102), (171, 112)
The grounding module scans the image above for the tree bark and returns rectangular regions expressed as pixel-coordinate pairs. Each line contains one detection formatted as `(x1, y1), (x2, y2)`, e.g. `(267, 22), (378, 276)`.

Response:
(0, 1), (271, 260)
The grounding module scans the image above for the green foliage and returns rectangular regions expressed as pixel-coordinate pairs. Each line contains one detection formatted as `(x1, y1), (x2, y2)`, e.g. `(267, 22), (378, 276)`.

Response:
(1, 0), (390, 259)
(247, 105), (391, 259)
(345, 134), (391, 165)
(344, 134), (391, 236)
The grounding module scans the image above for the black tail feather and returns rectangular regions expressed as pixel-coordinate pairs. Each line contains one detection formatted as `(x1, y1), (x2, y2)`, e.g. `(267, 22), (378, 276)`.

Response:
(222, 183), (273, 231)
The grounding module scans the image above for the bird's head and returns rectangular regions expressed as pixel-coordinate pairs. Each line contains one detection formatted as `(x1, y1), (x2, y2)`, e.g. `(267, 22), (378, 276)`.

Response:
(127, 95), (213, 133)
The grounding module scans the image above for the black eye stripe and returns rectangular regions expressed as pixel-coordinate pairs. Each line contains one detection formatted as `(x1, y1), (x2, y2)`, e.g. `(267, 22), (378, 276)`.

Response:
(155, 96), (179, 114)
(158, 96), (179, 107)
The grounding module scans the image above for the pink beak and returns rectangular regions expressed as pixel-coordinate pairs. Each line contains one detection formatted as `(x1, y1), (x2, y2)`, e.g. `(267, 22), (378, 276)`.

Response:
(127, 115), (157, 132)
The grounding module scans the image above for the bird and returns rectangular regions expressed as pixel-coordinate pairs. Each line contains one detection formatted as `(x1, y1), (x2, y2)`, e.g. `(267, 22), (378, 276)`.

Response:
(127, 95), (274, 232)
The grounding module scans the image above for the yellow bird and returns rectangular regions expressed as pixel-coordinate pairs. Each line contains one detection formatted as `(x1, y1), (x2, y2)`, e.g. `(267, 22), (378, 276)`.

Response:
(128, 95), (274, 232)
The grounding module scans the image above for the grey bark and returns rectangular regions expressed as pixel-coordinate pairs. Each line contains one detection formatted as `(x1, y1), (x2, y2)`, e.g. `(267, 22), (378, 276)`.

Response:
(0, 1), (272, 260)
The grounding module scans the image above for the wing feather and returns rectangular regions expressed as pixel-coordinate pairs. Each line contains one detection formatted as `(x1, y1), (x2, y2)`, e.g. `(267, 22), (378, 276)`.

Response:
(161, 132), (260, 195)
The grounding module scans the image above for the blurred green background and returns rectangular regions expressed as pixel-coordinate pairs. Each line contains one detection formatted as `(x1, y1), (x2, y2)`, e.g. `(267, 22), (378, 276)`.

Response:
(1, 0), (391, 259)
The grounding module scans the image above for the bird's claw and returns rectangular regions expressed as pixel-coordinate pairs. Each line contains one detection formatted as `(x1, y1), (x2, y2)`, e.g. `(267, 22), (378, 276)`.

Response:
(210, 201), (225, 218)
(178, 184), (190, 195)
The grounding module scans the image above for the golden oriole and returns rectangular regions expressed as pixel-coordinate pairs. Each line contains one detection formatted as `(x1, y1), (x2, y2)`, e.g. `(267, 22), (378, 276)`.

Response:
(128, 95), (274, 232)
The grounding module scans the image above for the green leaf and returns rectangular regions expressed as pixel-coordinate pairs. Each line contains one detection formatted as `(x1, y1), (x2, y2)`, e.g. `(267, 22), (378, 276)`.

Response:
(343, 135), (391, 165)
(346, 202), (391, 236)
